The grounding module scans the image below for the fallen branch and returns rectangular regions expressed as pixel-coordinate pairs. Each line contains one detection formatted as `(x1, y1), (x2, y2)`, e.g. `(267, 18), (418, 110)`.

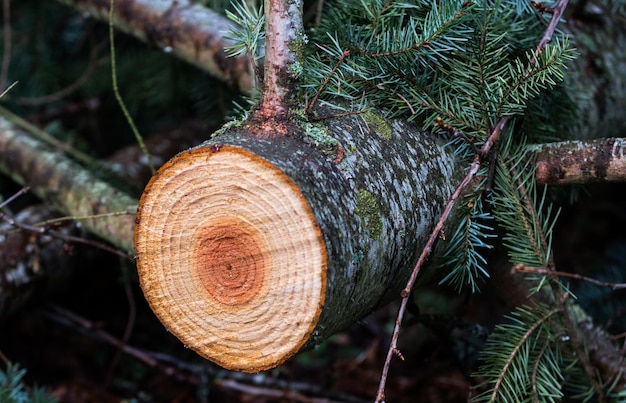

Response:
(533, 137), (626, 184)
(56, 0), (255, 93)
(0, 116), (137, 253)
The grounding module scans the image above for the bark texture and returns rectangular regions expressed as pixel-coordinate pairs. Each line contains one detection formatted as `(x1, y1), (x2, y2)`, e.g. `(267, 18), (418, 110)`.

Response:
(0, 117), (137, 253)
(533, 137), (626, 184)
(258, 0), (303, 117)
(134, 111), (462, 372)
(56, 0), (254, 93)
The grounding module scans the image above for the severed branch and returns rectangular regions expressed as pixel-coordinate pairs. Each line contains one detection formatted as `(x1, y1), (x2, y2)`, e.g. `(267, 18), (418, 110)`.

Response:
(55, 0), (255, 93)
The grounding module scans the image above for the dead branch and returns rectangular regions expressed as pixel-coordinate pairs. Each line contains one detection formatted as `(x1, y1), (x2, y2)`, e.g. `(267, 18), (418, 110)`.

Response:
(56, 0), (255, 93)
(533, 138), (626, 184)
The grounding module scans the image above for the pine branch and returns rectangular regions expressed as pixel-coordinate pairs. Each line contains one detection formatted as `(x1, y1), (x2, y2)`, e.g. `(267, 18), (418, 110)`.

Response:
(490, 134), (557, 270)
(438, 192), (495, 293)
(376, 0), (578, 400)
(474, 304), (564, 402)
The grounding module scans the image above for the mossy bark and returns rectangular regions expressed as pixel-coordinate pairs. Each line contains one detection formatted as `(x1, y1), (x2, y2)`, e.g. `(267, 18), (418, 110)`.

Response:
(135, 112), (462, 372)
(0, 117), (137, 253)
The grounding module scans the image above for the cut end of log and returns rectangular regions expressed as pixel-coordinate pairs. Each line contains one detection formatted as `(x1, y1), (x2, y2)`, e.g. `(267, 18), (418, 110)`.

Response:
(134, 145), (327, 372)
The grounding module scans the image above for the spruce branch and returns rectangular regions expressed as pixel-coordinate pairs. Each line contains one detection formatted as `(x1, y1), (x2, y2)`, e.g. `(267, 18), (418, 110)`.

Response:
(474, 304), (564, 402)
(306, 48), (350, 114)
(376, 0), (574, 400)
(438, 192), (496, 293)
(224, 1), (265, 91)
(490, 135), (558, 270)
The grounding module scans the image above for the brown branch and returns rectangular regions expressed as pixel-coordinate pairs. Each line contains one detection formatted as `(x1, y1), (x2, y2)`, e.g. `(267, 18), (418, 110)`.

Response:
(306, 48), (350, 115)
(246, 0), (307, 138)
(41, 304), (369, 403)
(55, 0), (254, 93)
(0, 190), (132, 261)
(533, 138), (626, 185)
(375, 118), (506, 402)
(513, 264), (626, 290)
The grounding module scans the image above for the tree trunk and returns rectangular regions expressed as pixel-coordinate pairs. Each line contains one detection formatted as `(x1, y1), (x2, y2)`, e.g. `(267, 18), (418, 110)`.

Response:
(134, 110), (461, 372)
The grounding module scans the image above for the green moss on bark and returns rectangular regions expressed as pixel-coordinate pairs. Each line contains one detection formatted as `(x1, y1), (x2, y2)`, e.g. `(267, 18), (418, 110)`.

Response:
(362, 111), (392, 141)
(355, 188), (382, 239)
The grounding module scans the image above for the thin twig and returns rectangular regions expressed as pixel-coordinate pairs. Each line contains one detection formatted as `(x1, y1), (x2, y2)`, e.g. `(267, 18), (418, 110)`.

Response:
(108, 0), (154, 173)
(375, 121), (504, 402)
(0, 190), (133, 261)
(513, 264), (626, 290)
(0, 186), (29, 209)
(306, 48), (350, 115)
(40, 304), (369, 403)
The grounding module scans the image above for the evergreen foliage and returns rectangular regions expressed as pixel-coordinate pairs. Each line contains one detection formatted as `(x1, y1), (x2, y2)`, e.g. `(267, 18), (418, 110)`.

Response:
(473, 303), (565, 402)
(302, 0), (576, 291)
(438, 189), (495, 293)
(490, 130), (560, 273)
(0, 362), (57, 403)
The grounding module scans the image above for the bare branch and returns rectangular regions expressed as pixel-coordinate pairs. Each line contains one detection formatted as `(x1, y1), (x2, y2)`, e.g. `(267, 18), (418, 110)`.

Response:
(533, 138), (626, 184)
(56, 0), (255, 93)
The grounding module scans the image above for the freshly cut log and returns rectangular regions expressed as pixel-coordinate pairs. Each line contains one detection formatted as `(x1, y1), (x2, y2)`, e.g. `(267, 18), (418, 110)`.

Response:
(134, 111), (461, 372)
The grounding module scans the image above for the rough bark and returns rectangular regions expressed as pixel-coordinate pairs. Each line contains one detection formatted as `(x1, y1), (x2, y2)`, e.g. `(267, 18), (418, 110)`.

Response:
(0, 117), (137, 253)
(258, 0), (303, 117)
(134, 110), (461, 372)
(533, 137), (626, 184)
(244, 0), (306, 138)
(55, 0), (254, 93)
